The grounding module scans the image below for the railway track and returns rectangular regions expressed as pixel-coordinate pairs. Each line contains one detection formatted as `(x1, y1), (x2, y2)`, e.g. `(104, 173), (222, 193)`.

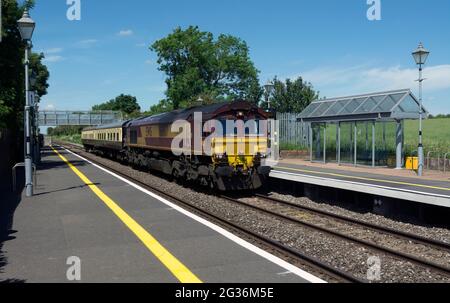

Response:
(55, 142), (363, 283)
(255, 194), (450, 251)
(220, 194), (450, 277)
(56, 142), (450, 282)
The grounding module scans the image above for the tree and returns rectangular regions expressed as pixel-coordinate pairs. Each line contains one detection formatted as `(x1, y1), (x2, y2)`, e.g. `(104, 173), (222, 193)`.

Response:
(144, 99), (174, 116)
(0, 1), (50, 180)
(29, 52), (50, 97)
(92, 94), (141, 116)
(151, 26), (262, 109)
(262, 77), (319, 113)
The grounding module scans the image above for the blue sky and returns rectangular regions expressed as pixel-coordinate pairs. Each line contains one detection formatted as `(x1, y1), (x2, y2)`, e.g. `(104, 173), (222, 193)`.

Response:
(30, 0), (450, 114)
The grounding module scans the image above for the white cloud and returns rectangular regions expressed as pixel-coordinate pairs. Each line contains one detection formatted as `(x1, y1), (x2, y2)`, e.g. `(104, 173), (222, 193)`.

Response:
(294, 64), (450, 97)
(45, 104), (56, 110)
(118, 30), (134, 37)
(363, 65), (450, 92)
(76, 39), (98, 48)
(79, 39), (97, 44)
(44, 47), (63, 54)
(43, 55), (65, 63)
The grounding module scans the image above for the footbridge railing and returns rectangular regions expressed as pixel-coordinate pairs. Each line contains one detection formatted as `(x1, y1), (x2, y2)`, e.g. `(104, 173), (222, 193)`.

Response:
(38, 110), (123, 126)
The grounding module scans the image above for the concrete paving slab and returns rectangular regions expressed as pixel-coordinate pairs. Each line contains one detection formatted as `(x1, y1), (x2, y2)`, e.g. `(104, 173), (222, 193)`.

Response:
(0, 147), (320, 283)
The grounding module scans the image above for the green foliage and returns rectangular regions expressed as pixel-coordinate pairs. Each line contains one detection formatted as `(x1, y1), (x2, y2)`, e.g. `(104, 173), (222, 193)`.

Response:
(404, 118), (450, 157)
(54, 134), (82, 145)
(1, 0), (26, 129)
(151, 26), (262, 109)
(0, 0), (46, 132)
(92, 94), (141, 117)
(29, 52), (50, 97)
(263, 77), (319, 113)
(280, 142), (309, 151)
(143, 99), (174, 116)
(47, 125), (84, 137)
(429, 114), (450, 119)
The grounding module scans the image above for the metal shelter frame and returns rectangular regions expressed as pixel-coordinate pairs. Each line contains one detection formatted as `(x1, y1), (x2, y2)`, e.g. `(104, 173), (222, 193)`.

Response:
(298, 89), (428, 168)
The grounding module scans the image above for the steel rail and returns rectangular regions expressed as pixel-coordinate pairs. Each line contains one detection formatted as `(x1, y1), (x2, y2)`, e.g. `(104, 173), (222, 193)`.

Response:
(220, 195), (450, 277)
(57, 143), (365, 283)
(255, 194), (450, 251)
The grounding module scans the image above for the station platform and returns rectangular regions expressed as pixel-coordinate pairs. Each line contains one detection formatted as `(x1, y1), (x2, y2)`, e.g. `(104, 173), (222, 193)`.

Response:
(271, 159), (450, 208)
(0, 147), (322, 283)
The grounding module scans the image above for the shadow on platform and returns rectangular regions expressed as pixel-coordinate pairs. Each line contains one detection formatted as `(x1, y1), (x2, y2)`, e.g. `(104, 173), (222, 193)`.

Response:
(0, 171), (26, 283)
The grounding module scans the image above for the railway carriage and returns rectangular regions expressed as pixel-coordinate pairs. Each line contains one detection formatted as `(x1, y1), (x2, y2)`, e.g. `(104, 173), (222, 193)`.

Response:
(81, 122), (126, 158)
(82, 101), (272, 191)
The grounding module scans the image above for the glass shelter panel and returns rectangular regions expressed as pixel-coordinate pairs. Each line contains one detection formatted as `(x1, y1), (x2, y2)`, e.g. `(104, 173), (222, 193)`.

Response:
(325, 123), (337, 163)
(356, 121), (373, 166)
(374, 121), (387, 166)
(311, 123), (325, 162)
(384, 121), (398, 167)
(339, 122), (354, 164)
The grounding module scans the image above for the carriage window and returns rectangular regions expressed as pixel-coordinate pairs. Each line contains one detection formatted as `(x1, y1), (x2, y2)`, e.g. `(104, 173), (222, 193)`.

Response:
(130, 130), (138, 144)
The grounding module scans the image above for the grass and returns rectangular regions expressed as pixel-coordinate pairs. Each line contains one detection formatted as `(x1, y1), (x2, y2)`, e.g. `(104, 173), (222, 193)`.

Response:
(404, 118), (450, 157)
(280, 118), (450, 158)
(54, 134), (82, 145)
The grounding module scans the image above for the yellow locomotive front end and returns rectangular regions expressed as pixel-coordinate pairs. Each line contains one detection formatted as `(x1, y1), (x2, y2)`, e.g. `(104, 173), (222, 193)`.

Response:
(208, 126), (271, 191)
(211, 136), (268, 173)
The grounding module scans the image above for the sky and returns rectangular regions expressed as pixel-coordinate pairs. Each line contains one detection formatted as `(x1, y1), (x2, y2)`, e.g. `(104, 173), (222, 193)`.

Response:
(29, 0), (450, 114)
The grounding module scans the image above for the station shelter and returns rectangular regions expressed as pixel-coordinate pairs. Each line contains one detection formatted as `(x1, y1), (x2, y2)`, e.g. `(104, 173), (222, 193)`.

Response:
(298, 89), (428, 168)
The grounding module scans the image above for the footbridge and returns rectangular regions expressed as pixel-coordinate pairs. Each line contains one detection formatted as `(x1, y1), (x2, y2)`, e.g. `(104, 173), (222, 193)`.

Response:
(38, 110), (123, 127)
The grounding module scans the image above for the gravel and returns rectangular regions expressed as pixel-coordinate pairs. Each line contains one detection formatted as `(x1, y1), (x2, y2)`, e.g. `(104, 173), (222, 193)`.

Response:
(268, 192), (450, 245)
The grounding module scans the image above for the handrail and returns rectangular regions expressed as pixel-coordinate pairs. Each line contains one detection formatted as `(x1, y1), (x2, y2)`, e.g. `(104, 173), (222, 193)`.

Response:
(12, 162), (37, 192)
(426, 151), (435, 170)
(444, 152), (450, 173)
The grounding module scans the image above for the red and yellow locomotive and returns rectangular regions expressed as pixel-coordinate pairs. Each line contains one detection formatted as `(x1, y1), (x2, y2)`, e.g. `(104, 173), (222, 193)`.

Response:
(82, 101), (271, 191)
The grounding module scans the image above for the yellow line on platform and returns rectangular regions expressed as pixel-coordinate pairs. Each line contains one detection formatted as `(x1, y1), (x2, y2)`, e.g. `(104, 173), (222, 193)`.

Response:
(51, 146), (202, 283)
(275, 166), (450, 192)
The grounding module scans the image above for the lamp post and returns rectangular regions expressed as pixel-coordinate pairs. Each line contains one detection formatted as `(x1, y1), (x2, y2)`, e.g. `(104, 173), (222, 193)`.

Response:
(412, 42), (430, 177)
(264, 80), (275, 111)
(18, 9), (36, 197)
(29, 73), (37, 163)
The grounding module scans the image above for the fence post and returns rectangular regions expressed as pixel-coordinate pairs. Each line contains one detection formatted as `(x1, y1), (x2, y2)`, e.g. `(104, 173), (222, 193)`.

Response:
(444, 153), (449, 173)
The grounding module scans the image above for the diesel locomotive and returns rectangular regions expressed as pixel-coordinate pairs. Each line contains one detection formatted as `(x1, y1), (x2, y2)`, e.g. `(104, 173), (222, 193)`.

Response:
(81, 101), (272, 191)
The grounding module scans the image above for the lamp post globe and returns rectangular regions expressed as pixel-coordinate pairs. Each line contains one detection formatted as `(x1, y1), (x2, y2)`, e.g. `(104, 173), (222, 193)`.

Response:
(412, 42), (430, 66)
(18, 10), (36, 41)
(264, 80), (275, 111)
